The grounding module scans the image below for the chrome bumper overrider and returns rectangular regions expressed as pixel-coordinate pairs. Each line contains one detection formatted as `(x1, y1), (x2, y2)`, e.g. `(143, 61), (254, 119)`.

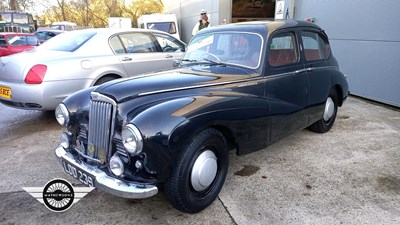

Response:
(55, 145), (158, 199)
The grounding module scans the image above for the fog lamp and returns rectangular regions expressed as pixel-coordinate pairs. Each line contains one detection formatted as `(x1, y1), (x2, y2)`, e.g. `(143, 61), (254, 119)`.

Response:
(60, 132), (70, 149)
(110, 155), (124, 176)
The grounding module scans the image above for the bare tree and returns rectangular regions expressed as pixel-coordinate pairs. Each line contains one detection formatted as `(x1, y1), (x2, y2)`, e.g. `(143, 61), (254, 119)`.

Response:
(17, 0), (35, 11)
(56, 0), (67, 21)
(10, 0), (19, 10)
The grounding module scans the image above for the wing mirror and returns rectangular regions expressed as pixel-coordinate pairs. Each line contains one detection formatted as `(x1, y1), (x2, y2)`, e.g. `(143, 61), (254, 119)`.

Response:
(173, 59), (181, 67)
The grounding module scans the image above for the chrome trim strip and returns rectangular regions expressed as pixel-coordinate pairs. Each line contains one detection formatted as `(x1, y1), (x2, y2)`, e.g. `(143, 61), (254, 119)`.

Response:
(74, 147), (102, 163)
(91, 92), (118, 106)
(139, 66), (339, 96)
(295, 68), (309, 74)
(55, 145), (158, 199)
(138, 77), (265, 96)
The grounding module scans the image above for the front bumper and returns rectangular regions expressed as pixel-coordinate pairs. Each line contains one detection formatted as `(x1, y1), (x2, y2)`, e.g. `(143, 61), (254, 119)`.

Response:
(54, 144), (158, 199)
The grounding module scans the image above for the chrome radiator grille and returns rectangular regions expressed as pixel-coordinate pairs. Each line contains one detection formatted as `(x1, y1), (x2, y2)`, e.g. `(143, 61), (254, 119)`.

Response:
(87, 92), (117, 164)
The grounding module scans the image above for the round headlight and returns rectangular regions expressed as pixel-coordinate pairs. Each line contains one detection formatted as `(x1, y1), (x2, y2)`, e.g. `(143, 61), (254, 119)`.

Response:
(109, 154), (124, 176)
(55, 104), (69, 126)
(121, 124), (143, 155)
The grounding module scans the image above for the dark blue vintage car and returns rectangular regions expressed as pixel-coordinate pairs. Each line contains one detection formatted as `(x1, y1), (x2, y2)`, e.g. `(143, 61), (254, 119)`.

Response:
(54, 20), (349, 213)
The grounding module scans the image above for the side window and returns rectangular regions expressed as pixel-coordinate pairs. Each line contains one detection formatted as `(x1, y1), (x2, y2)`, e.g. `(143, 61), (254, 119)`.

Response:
(153, 33), (184, 52)
(27, 36), (38, 45)
(8, 36), (25, 46)
(269, 32), (298, 67)
(147, 22), (177, 34)
(119, 33), (157, 53)
(47, 32), (56, 39)
(109, 36), (125, 54)
(301, 31), (330, 61)
(0, 36), (6, 47)
(36, 32), (46, 40)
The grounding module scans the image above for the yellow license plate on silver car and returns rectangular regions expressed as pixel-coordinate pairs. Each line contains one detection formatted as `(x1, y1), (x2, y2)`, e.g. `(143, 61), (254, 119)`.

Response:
(0, 86), (11, 99)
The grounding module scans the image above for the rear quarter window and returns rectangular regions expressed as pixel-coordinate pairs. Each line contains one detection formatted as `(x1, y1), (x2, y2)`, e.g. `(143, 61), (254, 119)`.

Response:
(38, 30), (96, 52)
(301, 31), (331, 61)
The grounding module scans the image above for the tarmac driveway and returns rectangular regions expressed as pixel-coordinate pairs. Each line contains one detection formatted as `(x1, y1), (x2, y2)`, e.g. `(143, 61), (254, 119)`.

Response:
(0, 96), (399, 225)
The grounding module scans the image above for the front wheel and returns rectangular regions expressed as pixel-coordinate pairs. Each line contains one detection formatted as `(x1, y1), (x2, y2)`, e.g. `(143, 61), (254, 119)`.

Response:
(308, 89), (338, 133)
(165, 128), (229, 213)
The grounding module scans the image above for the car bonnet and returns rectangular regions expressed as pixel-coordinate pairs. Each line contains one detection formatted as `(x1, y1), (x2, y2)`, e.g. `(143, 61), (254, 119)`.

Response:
(94, 66), (255, 103)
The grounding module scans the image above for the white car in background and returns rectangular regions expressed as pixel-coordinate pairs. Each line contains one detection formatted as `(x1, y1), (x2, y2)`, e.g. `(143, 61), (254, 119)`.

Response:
(0, 28), (186, 110)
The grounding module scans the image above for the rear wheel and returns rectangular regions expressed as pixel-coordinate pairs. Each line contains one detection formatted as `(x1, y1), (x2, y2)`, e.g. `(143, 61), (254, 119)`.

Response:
(308, 89), (338, 133)
(94, 76), (117, 86)
(165, 128), (229, 213)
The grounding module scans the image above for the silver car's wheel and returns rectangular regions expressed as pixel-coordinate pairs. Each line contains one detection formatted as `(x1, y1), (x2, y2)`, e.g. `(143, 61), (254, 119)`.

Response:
(94, 76), (118, 86)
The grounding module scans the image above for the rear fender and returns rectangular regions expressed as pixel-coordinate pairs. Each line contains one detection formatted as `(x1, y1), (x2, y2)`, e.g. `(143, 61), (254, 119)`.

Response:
(330, 69), (349, 106)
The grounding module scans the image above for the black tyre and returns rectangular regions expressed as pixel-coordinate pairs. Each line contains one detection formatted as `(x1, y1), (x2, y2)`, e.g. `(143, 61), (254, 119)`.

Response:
(308, 89), (338, 133)
(165, 128), (229, 213)
(94, 76), (117, 86)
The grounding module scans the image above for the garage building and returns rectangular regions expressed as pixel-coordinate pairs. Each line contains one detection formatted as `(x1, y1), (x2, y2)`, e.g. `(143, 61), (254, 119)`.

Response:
(165, 0), (400, 107)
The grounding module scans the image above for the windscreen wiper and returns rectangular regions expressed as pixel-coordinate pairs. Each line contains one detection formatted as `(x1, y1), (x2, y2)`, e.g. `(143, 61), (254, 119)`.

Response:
(181, 59), (197, 62)
(202, 57), (227, 66)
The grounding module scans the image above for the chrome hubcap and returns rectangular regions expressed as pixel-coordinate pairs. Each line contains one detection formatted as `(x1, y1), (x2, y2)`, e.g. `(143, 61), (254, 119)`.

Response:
(323, 97), (334, 121)
(191, 150), (218, 192)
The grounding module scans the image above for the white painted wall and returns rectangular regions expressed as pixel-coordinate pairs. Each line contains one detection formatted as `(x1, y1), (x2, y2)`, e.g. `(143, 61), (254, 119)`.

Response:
(294, 0), (400, 107)
(164, 0), (231, 43)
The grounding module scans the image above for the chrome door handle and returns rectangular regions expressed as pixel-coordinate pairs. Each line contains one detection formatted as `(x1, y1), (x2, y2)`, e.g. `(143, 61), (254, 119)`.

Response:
(295, 68), (308, 74)
(166, 54), (173, 58)
(121, 57), (132, 61)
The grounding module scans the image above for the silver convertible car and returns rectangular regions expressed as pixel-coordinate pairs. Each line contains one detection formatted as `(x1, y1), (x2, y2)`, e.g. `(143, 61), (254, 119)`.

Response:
(0, 28), (186, 110)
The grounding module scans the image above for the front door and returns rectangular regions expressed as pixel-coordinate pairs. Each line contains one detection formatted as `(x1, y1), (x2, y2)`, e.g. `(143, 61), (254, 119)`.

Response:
(264, 30), (309, 143)
(110, 32), (176, 76)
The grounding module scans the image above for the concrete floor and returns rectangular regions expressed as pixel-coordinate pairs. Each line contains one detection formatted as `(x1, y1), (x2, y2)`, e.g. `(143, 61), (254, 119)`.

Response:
(0, 96), (399, 225)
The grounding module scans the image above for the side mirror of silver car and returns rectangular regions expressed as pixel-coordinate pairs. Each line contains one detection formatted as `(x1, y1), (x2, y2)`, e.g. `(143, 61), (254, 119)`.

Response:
(173, 59), (181, 67)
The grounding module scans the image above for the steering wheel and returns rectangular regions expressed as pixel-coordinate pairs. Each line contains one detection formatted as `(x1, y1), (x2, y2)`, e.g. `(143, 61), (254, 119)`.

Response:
(163, 45), (173, 52)
(201, 52), (221, 63)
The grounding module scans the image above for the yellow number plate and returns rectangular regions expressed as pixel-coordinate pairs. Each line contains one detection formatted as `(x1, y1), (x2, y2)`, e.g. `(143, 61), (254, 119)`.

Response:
(0, 86), (11, 99)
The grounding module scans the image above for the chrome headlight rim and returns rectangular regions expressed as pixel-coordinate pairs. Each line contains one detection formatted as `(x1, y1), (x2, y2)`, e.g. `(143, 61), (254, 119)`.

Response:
(122, 124), (143, 155)
(55, 103), (69, 126)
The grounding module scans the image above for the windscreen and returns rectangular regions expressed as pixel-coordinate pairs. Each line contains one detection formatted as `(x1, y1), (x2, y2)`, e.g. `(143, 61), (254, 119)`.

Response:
(183, 32), (263, 69)
(147, 22), (177, 34)
(0, 13), (12, 22)
(12, 13), (28, 23)
(38, 30), (96, 52)
(7, 35), (38, 46)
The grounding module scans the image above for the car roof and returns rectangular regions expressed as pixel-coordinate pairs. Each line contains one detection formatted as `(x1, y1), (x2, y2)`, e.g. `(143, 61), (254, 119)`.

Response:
(233, 19), (322, 30)
(71, 28), (175, 36)
(0, 32), (35, 36)
(197, 20), (323, 36)
(34, 29), (65, 33)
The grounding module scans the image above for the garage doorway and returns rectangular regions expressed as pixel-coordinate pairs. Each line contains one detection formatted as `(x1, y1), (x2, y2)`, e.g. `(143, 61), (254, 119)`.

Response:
(231, 0), (276, 23)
